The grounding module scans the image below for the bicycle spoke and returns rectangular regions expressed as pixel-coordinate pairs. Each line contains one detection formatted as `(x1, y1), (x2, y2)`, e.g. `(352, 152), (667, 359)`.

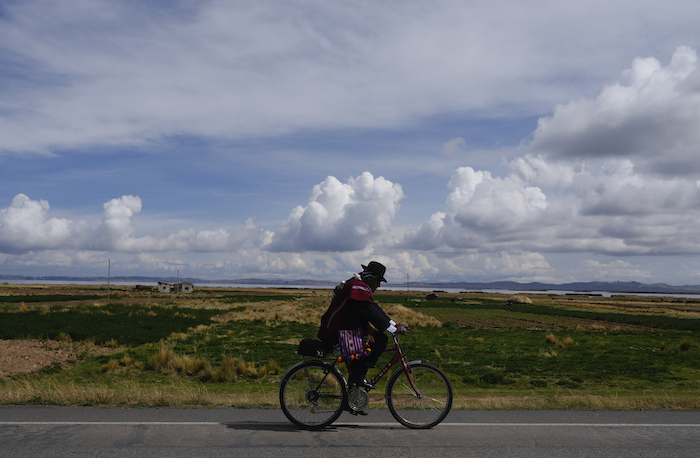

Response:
(280, 360), (346, 429)
(386, 363), (453, 428)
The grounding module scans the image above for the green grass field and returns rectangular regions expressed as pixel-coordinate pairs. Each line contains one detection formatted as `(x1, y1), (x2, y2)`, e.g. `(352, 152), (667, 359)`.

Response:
(1, 284), (698, 409)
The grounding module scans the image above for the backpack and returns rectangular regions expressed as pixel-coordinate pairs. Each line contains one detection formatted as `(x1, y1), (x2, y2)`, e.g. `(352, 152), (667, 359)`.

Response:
(317, 278), (356, 347)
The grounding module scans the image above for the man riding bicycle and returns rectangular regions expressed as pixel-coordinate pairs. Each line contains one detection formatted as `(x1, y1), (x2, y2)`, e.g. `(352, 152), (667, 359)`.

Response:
(284, 261), (452, 428)
(320, 261), (408, 390)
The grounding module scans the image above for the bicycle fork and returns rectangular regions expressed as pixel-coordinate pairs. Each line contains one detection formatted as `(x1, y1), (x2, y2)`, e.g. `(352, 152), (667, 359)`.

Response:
(368, 337), (423, 398)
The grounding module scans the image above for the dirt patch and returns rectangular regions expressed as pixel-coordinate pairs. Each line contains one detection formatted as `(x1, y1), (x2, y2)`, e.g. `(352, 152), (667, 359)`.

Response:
(0, 339), (112, 379)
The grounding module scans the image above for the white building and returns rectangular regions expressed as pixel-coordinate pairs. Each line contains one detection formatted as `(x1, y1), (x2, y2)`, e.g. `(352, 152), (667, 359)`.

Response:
(157, 282), (193, 293)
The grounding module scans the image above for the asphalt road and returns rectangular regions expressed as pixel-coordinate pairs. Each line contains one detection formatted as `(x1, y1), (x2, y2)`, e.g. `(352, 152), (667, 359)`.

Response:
(1, 407), (698, 457)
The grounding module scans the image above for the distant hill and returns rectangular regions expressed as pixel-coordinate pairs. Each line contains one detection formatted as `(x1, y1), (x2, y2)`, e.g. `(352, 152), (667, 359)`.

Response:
(404, 280), (700, 294)
(3, 275), (700, 294)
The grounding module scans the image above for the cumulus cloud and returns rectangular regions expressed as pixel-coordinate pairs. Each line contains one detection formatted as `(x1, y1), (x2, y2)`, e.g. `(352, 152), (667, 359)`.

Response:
(404, 154), (700, 258)
(0, 194), (84, 253)
(267, 172), (404, 252)
(94, 195), (142, 250)
(530, 46), (700, 175)
(0, 194), (266, 255)
(403, 166), (549, 251)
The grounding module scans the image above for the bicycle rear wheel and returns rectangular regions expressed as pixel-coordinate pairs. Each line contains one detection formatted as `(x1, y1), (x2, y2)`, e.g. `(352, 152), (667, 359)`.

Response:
(279, 360), (346, 429)
(386, 362), (453, 428)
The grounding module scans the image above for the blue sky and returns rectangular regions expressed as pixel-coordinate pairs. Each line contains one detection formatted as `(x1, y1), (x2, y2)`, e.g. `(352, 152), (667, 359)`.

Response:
(2, 0), (700, 285)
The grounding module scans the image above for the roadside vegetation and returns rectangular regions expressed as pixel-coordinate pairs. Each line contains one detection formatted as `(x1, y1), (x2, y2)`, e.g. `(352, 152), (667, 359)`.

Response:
(0, 283), (698, 409)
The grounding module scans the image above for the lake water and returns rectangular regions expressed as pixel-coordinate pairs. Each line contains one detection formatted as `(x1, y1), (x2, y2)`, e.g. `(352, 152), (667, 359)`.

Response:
(5, 279), (700, 300)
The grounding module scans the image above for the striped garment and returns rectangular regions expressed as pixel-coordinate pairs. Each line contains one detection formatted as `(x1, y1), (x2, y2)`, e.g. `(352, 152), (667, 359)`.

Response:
(337, 327), (371, 361)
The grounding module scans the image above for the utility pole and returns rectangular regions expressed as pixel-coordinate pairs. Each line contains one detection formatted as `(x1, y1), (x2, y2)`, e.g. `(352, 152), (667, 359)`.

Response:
(107, 259), (111, 299)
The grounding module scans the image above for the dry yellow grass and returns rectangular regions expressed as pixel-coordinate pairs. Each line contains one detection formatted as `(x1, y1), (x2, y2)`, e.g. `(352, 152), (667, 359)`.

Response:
(545, 333), (576, 348)
(383, 304), (442, 327)
(451, 393), (700, 410)
(103, 359), (119, 372)
(560, 337), (576, 347)
(0, 379), (228, 406)
(175, 354), (211, 376)
(211, 299), (442, 328)
(3, 378), (699, 410)
(150, 346), (177, 372)
(143, 344), (278, 382)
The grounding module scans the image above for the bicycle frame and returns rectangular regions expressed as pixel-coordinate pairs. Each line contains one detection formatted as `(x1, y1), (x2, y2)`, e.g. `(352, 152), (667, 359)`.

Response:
(367, 335), (421, 393)
(302, 334), (421, 399)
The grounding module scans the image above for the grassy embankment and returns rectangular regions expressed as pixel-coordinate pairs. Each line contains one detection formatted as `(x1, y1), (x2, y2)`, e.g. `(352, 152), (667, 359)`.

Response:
(0, 283), (698, 409)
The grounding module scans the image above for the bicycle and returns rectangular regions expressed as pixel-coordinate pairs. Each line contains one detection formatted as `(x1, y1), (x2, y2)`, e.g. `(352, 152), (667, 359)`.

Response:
(279, 330), (453, 429)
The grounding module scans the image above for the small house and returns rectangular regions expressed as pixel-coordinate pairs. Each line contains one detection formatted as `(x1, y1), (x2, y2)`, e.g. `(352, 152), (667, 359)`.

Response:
(180, 282), (194, 293)
(157, 282), (171, 293)
(157, 281), (194, 293)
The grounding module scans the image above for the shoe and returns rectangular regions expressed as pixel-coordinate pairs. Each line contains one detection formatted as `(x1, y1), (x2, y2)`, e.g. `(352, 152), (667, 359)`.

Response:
(343, 404), (368, 416)
(348, 375), (376, 390)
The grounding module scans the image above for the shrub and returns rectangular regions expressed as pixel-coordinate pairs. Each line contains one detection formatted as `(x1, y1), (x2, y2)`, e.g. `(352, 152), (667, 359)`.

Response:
(57, 332), (72, 343)
(214, 356), (277, 381)
(217, 355), (238, 381)
(103, 359), (120, 372)
(195, 366), (217, 382)
(150, 346), (176, 372)
(176, 355), (209, 376)
(539, 348), (558, 358)
(560, 337), (575, 347)
(679, 339), (691, 351)
(244, 362), (258, 378)
(266, 360), (280, 375)
(121, 355), (134, 370)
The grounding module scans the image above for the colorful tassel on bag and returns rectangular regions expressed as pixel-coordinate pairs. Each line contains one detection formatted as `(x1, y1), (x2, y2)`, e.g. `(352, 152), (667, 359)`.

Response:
(336, 328), (372, 362)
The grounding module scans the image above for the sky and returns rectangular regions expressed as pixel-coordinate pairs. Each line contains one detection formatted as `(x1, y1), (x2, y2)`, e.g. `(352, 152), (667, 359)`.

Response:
(2, 0), (700, 285)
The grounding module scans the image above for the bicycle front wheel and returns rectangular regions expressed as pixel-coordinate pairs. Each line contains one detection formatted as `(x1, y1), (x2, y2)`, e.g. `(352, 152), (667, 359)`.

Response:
(279, 360), (346, 429)
(386, 362), (453, 428)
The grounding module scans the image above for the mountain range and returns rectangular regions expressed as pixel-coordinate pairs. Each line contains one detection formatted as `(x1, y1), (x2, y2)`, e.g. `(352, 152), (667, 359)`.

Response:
(3, 275), (700, 294)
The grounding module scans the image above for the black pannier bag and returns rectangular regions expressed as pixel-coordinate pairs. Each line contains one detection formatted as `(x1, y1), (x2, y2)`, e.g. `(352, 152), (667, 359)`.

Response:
(297, 338), (330, 358)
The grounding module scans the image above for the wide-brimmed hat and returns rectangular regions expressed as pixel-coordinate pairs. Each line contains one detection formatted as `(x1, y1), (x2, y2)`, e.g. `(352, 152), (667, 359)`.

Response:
(361, 261), (387, 283)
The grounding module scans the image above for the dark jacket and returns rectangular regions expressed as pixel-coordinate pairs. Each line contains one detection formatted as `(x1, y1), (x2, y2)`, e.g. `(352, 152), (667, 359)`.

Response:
(341, 279), (391, 334)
